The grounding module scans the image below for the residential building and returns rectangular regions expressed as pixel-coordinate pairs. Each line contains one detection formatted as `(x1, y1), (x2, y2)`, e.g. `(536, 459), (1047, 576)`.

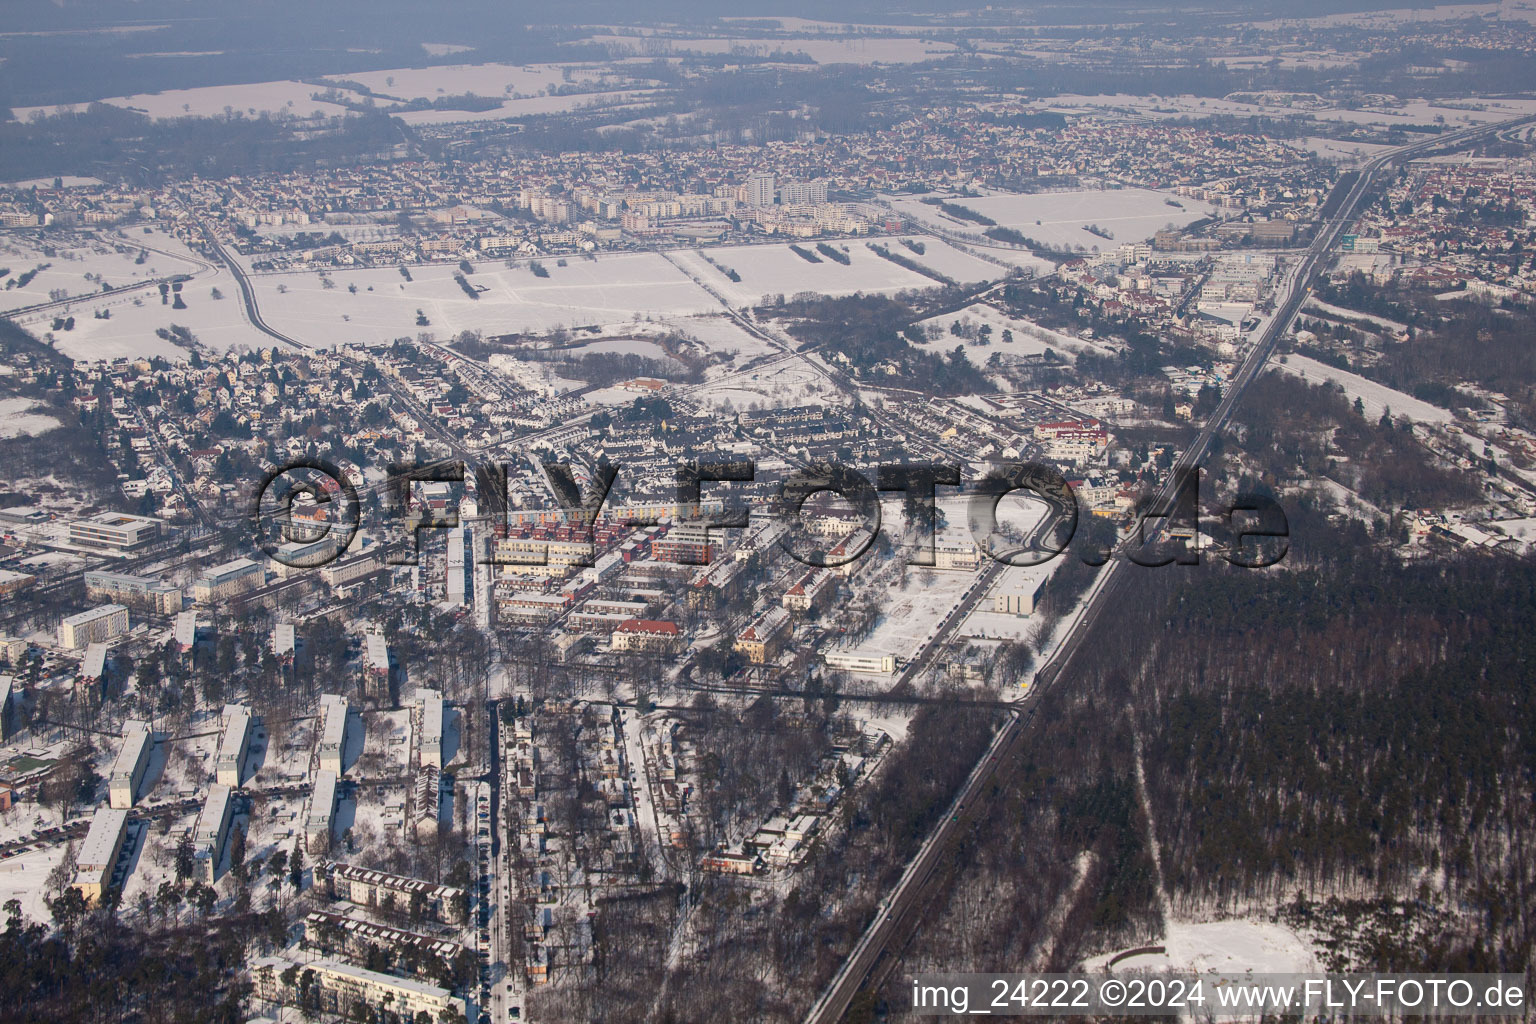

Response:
(84, 570), (183, 614)
(319, 861), (468, 925)
(251, 955), (465, 1022)
(822, 649), (898, 674)
(318, 694), (348, 774)
(58, 604), (129, 649)
(419, 689), (444, 769)
(108, 720), (152, 809)
(610, 619), (682, 654)
(734, 606), (791, 665)
(73, 805), (130, 903)
(192, 558), (264, 605)
(215, 703), (252, 787)
(306, 769), (338, 846)
(194, 784), (235, 883)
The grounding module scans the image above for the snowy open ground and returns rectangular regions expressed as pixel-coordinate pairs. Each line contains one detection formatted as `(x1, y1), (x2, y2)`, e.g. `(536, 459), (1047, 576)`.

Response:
(0, 229), (205, 315)
(582, 33), (955, 64)
(1040, 92), (1536, 130)
(253, 252), (724, 346)
(1089, 918), (1319, 973)
(13, 80), (360, 122)
(889, 188), (1219, 253)
(1273, 354), (1453, 423)
(917, 302), (1083, 361)
(0, 398), (61, 439)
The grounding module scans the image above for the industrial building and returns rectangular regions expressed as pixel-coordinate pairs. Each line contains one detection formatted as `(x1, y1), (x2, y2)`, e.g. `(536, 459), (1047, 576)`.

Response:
(73, 805), (130, 903)
(192, 558), (264, 605)
(194, 784), (235, 883)
(108, 720), (153, 809)
(318, 693), (348, 774)
(68, 511), (162, 553)
(84, 570), (183, 614)
(58, 604), (129, 649)
(215, 703), (252, 787)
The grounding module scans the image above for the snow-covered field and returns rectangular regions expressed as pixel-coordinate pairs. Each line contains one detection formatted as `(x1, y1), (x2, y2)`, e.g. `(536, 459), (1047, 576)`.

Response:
(1040, 91), (1536, 130)
(1090, 918), (1319, 973)
(673, 241), (946, 307)
(583, 33), (954, 64)
(1272, 354), (1453, 423)
(692, 359), (831, 411)
(13, 80), (360, 122)
(37, 271), (259, 361)
(327, 63), (579, 102)
(0, 229), (206, 315)
(253, 252), (724, 346)
(917, 302), (1082, 360)
(890, 188), (1218, 253)
(0, 398), (62, 439)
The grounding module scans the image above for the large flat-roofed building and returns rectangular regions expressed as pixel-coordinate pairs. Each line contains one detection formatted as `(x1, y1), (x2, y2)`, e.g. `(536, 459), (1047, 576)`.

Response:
(318, 693), (348, 774)
(993, 575), (1046, 617)
(651, 524), (716, 565)
(73, 805), (129, 903)
(319, 861), (467, 925)
(58, 604), (129, 649)
(194, 784), (234, 883)
(215, 703), (252, 787)
(69, 512), (161, 553)
(108, 721), (153, 809)
(251, 955), (465, 1022)
(192, 558), (264, 605)
(822, 648), (897, 675)
(173, 610), (198, 651)
(306, 769), (337, 845)
(418, 689), (444, 769)
(84, 571), (183, 614)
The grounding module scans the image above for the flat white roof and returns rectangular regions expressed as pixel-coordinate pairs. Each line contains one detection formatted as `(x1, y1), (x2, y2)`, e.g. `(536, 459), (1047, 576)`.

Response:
(216, 705), (251, 765)
(320, 694), (348, 750)
(308, 769), (338, 827)
(110, 726), (152, 782)
(62, 604), (126, 627)
(195, 784), (232, 845)
(364, 633), (388, 670)
(78, 805), (129, 870)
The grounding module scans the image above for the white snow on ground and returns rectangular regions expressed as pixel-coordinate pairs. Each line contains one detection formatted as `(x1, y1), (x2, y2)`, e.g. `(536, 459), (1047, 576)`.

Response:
(1090, 919), (1319, 974)
(326, 63), (575, 102)
(253, 253), (725, 347)
(1273, 354), (1453, 423)
(13, 80), (360, 122)
(890, 188), (1219, 254)
(692, 360), (831, 411)
(662, 314), (777, 363)
(1040, 92), (1536, 130)
(675, 241), (943, 307)
(0, 398), (61, 439)
(1303, 296), (1409, 335)
(36, 271), (260, 361)
(0, 231), (205, 315)
(392, 90), (662, 126)
(884, 237), (1014, 285)
(1488, 516), (1536, 552)
(583, 33), (955, 64)
(0, 843), (69, 924)
(917, 302), (1081, 360)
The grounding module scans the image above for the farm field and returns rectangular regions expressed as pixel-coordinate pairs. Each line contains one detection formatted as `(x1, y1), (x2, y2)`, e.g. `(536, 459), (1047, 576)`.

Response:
(13, 79), (360, 122)
(890, 188), (1219, 253)
(251, 252), (725, 346)
(0, 229), (206, 315)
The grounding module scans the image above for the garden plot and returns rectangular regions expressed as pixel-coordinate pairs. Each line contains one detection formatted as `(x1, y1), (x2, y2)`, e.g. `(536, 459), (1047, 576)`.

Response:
(681, 242), (940, 307)
(12, 79), (361, 122)
(890, 188), (1218, 253)
(252, 253), (725, 346)
(1272, 354), (1453, 423)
